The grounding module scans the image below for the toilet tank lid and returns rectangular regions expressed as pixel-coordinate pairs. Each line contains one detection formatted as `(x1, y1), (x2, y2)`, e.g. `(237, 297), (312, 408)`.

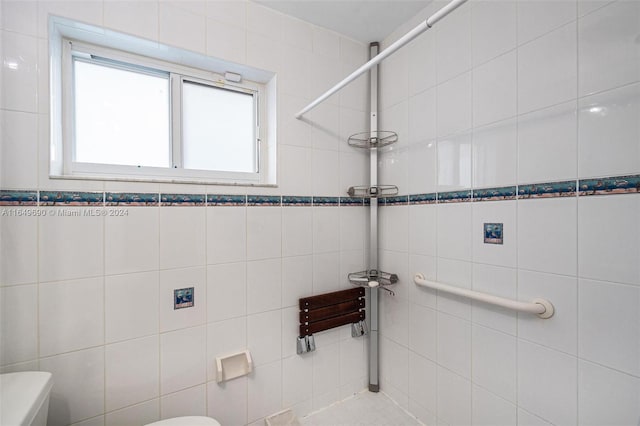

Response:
(145, 417), (221, 426)
(0, 371), (53, 426)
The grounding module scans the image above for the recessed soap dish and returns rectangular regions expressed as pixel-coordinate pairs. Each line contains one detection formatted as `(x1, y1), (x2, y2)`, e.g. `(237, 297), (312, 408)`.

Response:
(215, 350), (253, 383)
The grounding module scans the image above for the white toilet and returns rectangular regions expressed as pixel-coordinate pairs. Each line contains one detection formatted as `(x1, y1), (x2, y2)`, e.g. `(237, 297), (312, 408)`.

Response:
(0, 371), (53, 426)
(145, 416), (221, 426)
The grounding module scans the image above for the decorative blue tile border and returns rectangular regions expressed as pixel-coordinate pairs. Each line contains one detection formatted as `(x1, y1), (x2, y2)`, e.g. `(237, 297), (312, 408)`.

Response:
(207, 194), (246, 206)
(282, 196), (312, 206)
(313, 196), (339, 206)
(473, 186), (517, 202)
(40, 191), (103, 206)
(247, 195), (281, 206)
(384, 195), (409, 206)
(2, 175), (638, 210)
(0, 190), (38, 206)
(579, 175), (640, 196)
(106, 192), (158, 206)
(160, 194), (205, 206)
(409, 193), (437, 205)
(340, 197), (364, 206)
(518, 181), (576, 199)
(438, 190), (472, 203)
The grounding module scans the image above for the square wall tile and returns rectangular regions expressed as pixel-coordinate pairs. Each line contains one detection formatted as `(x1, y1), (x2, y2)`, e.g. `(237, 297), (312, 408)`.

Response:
(161, 385), (206, 419)
(248, 310), (282, 366)
(472, 118), (517, 189)
(518, 340), (577, 426)
(380, 295), (409, 347)
(437, 312), (471, 378)
(578, 360), (640, 426)
(104, 0), (159, 41)
(409, 254), (437, 309)
(247, 207), (281, 261)
(472, 325), (516, 402)
(39, 209), (104, 283)
(283, 354), (313, 407)
(517, 270), (578, 355)
(207, 206), (246, 265)
(518, 23), (577, 114)
(408, 352), (437, 415)
(160, 326), (207, 395)
(518, 101), (577, 184)
(578, 279), (639, 376)
(0, 30), (38, 112)
(106, 399), (160, 426)
(380, 47), (408, 110)
(436, 258), (472, 320)
(106, 207), (159, 275)
(312, 207), (339, 253)
(159, 3), (206, 53)
(206, 18), (246, 64)
(408, 204), (436, 257)
(106, 271), (159, 343)
(0, 110), (38, 189)
(435, 2), (472, 83)
(160, 267), (206, 332)
(437, 367), (471, 426)
(471, 264), (517, 336)
(408, 303), (437, 361)
(207, 262), (246, 323)
(437, 72), (472, 138)
(39, 277), (104, 357)
(312, 252), (340, 295)
(437, 131), (472, 191)
(206, 316), (247, 381)
(339, 207), (366, 252)
(312, 149), (341, 196)
(471, 0), (517, 66)
(472, 385), (517, 426)
(40, 347), (105, 426)
(408, 87), (437, 144)
(379, 337), (408, 395)
(408, 30), (436, 96)
(1, 0), (38, 36)
(578, 83), (640, 178)
(0, 284), (37, 365)
(517, 0), (576, 45)
(159, 207), (206, 269)
(0, 214), (37, 286)
(379, 146), (409, 196)
(380, 205), (408, 253)
(473, 52), (517, 127)
(437, 203), (472, 261)
(247, 258), (281, 314)
(282, 207), (313, 256)
(248, 361), (282, 423)
(408, 140), (437, 195)
(207, 377), (247, 426)
(517, 198), (577, 277)
(578, 194), (639, 286)
(578, 0), (640, 96)
(282, 255), (312, 308)
(105, 336), (160, 411)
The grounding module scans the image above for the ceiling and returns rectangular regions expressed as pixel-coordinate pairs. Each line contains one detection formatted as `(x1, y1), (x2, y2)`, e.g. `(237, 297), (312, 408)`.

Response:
(254, 0), (432, 43)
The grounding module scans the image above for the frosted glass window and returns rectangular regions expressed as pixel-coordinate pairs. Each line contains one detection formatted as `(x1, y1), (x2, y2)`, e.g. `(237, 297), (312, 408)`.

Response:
(182, 81), (256, 173)
(73, 60), (170, 167)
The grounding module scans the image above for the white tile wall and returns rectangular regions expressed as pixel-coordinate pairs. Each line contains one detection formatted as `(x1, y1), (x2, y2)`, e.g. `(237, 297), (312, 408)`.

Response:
(379, 2), (640, 426)
(3, 1), (640, 426)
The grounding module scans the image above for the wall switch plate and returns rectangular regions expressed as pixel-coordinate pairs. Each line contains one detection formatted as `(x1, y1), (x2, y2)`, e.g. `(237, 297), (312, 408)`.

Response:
(174, 287), (194, 309)
(484, 223), (504, 244)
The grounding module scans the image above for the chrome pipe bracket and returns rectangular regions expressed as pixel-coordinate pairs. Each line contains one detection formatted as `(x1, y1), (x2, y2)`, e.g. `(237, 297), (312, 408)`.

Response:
(351, 320), (369, 337)
(296, 335), (316, 354)
(347, 185), (399, 198)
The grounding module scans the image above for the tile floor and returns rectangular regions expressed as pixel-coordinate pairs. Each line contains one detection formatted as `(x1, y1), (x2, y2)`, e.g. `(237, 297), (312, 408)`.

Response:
(300, 391), (422, 426)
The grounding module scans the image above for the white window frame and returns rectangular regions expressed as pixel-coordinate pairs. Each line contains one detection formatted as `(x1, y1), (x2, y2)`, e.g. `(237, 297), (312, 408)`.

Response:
(49, 17), (277, 187)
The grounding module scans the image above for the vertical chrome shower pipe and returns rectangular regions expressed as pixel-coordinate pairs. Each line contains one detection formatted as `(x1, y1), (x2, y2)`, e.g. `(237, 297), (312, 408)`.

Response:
(368, 42), (380, 393)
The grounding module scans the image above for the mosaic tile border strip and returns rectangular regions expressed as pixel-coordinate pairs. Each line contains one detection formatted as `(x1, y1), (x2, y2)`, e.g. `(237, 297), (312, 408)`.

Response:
(1, 174), (638, 207)
(106, 192), (158, 206)
(207, 194), (246, 206)
(0, 190), (38, 206)
(160, 194), (206, 206)
(473, 186), (517, 202)
(40, 191), (104, 206)
(579, 175), (640, 196)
